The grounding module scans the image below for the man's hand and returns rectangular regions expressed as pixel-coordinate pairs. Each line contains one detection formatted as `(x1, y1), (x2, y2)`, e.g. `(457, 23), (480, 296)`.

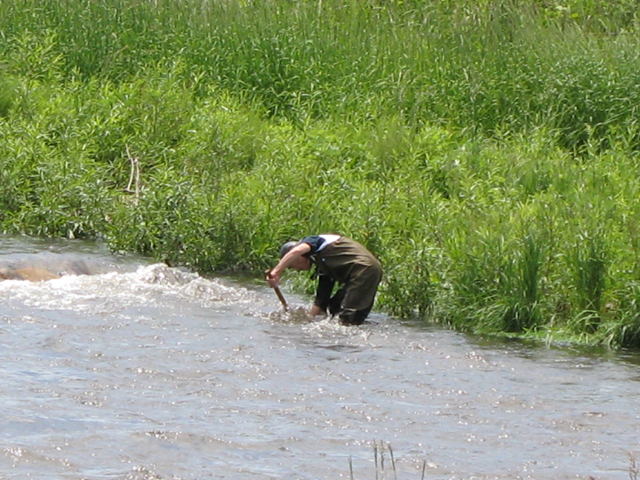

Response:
(265, 270), (280, 288)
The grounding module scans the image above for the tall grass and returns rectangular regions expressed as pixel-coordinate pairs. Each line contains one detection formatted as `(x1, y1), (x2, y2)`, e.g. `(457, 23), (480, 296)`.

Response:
(1, 0), (640, 146)
(2, 0), (640, 346)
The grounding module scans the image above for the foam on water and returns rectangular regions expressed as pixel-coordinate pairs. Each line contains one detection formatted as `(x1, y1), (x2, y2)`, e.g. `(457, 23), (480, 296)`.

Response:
(0, 263), (262, 313)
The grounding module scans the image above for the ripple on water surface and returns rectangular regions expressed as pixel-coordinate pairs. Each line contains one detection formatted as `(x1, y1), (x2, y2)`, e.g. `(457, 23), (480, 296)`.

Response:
(0, 238), (639, 479)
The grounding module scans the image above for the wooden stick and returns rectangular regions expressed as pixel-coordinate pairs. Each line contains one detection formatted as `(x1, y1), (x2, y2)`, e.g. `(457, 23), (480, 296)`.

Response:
(266, 271), (288, 311)
(273, 285), (289, 311)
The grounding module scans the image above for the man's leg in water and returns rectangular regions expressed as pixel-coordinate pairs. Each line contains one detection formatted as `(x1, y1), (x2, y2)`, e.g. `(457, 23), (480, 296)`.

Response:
(338, 306), (372, 325)
(337, 264), (381, 325)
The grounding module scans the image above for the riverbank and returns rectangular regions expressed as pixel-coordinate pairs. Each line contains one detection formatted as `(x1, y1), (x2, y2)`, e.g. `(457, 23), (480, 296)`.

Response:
(1, 0), (640, 347)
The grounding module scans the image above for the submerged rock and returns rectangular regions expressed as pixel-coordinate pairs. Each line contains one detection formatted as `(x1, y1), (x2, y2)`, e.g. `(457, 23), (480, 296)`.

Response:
(0, 266), (61, 282)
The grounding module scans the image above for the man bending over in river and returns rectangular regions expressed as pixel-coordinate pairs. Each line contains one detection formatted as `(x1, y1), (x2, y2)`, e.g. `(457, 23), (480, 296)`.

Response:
(266, 235), (382, 325)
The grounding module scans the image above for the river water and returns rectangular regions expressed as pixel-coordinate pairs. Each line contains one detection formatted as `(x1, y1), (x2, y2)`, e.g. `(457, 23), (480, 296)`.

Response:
(0, 236), (638, 480)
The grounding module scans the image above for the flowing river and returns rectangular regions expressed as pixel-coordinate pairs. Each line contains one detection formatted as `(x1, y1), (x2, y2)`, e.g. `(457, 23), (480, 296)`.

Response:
(0, 236), (638, 480)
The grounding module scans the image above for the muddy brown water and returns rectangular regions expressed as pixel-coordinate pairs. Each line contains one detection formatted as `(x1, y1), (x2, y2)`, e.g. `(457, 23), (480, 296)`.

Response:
(0, 236), (639, 480)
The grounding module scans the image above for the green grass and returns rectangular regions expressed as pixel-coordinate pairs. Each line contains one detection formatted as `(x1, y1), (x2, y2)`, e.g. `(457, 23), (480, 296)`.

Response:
(1, 0), (640, 347)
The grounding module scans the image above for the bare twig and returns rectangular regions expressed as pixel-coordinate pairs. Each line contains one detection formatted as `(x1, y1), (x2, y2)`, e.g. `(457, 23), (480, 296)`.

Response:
(356, 442), (431, 480)
(389, 443), (397, 480)
(630, 451), (638, 480)
(374, 441), (379, 480)
(125, 144), (140, 204)
(349, 455), (354, 480)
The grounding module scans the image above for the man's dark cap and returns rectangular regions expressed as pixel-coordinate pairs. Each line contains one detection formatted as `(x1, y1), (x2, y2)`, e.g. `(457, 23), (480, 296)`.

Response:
(279, 241), (298, 258)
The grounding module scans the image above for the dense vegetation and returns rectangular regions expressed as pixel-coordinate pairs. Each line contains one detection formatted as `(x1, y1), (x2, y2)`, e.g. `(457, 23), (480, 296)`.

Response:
(1, 0), (640, 346)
